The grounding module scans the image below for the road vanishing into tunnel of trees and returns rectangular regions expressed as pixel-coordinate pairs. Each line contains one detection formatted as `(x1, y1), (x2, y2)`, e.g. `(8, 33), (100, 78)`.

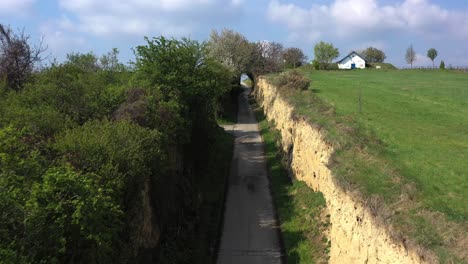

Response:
(217, 86), (284, 264)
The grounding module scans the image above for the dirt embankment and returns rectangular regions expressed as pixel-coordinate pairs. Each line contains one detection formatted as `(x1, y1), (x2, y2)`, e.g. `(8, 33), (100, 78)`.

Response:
(254, 77), (427, 264)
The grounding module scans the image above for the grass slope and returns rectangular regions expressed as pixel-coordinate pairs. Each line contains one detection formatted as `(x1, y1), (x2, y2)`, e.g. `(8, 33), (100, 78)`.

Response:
(268, 68), (467, 262)
(305, 69), (467, 220)
(251, 98), (330, 264)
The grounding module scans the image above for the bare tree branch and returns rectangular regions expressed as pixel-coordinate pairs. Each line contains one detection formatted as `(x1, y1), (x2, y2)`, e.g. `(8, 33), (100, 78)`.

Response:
(0, 24), (47, 91)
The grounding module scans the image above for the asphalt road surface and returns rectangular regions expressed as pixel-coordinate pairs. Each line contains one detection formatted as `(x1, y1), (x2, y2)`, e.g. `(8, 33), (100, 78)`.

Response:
(217, 86), (283, 264)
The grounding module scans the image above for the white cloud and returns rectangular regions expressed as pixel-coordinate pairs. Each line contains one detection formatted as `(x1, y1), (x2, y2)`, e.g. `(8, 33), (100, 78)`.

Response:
(414, 53), (433, 66)
(39, 21), (87, 59)
(0, 0), (35, 15)
(267, 0), (468, 42)
(57, 0), (244, 37)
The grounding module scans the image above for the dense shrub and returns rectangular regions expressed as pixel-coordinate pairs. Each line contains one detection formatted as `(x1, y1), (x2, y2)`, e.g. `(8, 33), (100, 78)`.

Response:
(24, 166), (123, 263)
(54, 119), (165, 192)
(134, 36), (232, 143)
(311, 60), (338, 70)
(0, 127), (46, 263)
(0, 36), (233, 263)
(312, 59), (320, 70)
(33, 64), (126, 123)
(275, 70), (311, 91)
(0, 126), (46, 190)
(325, 63), (339, 70)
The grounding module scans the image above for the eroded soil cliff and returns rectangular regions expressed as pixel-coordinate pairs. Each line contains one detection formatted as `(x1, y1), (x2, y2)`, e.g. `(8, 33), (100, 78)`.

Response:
(254, 77), (427, 264)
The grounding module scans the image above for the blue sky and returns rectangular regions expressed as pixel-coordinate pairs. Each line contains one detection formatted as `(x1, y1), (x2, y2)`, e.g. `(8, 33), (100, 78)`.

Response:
(1, 0), (468, 68)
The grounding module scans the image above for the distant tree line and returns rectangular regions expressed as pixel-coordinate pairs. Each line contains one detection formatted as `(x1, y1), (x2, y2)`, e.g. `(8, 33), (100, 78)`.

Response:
(207, 28), (307, 84)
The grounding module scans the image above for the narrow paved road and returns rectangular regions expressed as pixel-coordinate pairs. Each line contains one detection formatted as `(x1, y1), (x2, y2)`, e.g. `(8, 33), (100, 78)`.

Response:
(217, 86), (283, 264)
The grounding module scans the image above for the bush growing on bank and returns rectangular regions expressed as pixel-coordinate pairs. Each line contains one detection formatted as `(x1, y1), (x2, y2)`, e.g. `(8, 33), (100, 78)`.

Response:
(274, 70), (311, 91)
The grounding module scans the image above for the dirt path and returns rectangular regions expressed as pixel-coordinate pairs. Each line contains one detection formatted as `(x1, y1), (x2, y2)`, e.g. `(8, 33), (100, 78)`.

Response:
(217, 86), (283, 264)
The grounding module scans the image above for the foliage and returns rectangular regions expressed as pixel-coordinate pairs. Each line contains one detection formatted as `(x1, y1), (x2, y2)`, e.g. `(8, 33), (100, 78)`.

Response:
(24, 166), (123, 263)
(0, 24), (46, 91)
(405, 44), (416, 68)
(312, 59), (320, 70)
(207, 28), (286, 77)
(54, 119), (165, 192)
(65, 52), (100, 72)
(282, 47), (307, 68)
(440, 60), (445, 69)
(134, 36), (232, 143)
(100, 48), (126, 72)
(207, 28), (252, 78)
(313, 41), (339, 66)
(360, 47), (386, 63)
(0, 34), (234, 263)
(427, 48), (438, 68)
(0, 126), (46, 201)
(250, 41), (284, 74)
(0, 94), (74, 138)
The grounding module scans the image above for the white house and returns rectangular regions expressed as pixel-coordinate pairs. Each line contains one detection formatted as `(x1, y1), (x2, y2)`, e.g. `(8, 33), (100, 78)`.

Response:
(336, 51), (367, 69)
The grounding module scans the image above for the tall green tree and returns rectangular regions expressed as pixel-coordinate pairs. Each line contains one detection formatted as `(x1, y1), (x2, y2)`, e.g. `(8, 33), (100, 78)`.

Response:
(361, 47), (386, 63)
(134, 36), (231, 136)
(427, 48), (438, 68)
(314, 41), (339, 69)
(405, 44), (416, 68)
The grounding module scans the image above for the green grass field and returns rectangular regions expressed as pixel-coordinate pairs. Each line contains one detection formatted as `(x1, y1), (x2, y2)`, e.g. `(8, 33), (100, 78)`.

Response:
(268, 68), (467, 261)
(306, 69), (467, 220)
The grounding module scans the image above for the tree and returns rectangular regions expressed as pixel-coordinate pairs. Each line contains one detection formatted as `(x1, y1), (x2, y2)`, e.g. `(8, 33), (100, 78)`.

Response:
(65, 52), (100, 72)
(405, 44), (416, 68)
(282, 47), (307, 68)
(207, 28), (252, 79)
(250, 41), (284, 74)
(0, 24), (47, 91)
(134, 36), (232, 134)
(361, 47), (386, 63)
(439, 60), (445, 69)
(427, 48), (438, 68)
(100, 48), (125, 72)
(314, 41), (339, 69)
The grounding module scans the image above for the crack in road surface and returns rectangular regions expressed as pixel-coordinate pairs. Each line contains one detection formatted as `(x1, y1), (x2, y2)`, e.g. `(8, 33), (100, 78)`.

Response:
(217, 86), (283, 264)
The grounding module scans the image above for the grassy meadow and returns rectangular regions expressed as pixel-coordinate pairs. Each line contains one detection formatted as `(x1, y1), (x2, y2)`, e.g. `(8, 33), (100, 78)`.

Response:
(305, 69), (467, 220)
(268, 68), (467, 261)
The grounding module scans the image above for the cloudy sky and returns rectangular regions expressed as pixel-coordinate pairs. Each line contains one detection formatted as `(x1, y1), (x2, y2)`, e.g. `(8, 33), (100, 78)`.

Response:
(1, 0), (467, 67)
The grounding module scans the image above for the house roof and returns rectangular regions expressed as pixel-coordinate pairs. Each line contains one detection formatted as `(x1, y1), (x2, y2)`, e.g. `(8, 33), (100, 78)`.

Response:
(336, 51), (368, 63)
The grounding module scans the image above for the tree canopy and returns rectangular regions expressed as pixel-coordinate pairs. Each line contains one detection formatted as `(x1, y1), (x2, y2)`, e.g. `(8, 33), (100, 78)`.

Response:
(207, 28), (252, 78)
(360, 47), (386, 63)
(282, 47), (307, 68)
(427, 48), (438, 68)
(314, 41), (339, 64)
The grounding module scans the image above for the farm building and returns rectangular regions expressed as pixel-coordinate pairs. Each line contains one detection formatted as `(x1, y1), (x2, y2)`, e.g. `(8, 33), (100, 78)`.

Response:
(337, 51), (367, 69)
